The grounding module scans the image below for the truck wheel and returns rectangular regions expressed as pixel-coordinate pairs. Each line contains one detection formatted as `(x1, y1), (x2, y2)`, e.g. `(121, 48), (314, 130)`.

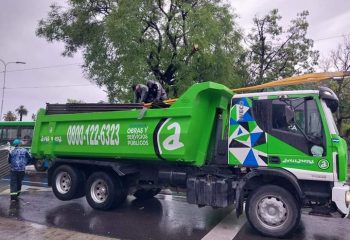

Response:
(86, 171), (126, 210)
(134, 188), (161, 200)
(34, 159), (47, 172)
(52, 165), (84, 201)
(245, 185), (300, 238)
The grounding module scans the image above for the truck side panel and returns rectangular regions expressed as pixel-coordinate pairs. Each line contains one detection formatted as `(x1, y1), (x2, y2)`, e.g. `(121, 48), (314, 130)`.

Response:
(31, 82), (233, 166)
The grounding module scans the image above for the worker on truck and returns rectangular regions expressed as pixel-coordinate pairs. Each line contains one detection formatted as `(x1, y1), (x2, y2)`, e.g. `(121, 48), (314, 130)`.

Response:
(146, 80), (168, 102)
(8, 139), (32, 202)
(132, 83), (150, 103)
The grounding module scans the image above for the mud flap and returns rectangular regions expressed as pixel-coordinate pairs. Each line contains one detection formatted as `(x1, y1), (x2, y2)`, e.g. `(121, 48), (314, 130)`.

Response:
(235, 179), (246, 217)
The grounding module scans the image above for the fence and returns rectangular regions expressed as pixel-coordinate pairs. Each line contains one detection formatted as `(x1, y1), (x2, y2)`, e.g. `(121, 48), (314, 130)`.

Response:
(0, 145), (10, 179)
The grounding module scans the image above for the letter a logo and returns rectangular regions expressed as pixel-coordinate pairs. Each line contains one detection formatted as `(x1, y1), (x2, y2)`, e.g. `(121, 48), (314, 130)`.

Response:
(154, 118), (185, 158)
(162, 122), (184, 151)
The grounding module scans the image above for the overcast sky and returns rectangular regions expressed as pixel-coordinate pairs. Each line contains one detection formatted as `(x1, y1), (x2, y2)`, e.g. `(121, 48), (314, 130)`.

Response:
(0, 0), (349, 120)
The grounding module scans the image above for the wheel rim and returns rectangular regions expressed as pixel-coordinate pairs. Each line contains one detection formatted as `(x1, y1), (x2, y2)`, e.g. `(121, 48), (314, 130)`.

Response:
(256, 196), (288, 229)
(90, 179), (109, 204)
(55, 171), (72, 194)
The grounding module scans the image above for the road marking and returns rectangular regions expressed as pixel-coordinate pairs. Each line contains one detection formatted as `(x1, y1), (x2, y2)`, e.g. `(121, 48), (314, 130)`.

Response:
(202, 210), (246, 240)
(22, 180), (48, 185)
(0, 185), (50, 195)
(156, 193), (187, 203)
(2, 178), (47, 186)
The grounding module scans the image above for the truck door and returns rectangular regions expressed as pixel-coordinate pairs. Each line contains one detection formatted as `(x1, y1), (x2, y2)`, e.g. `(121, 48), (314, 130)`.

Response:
(228, 97), (268, 167)
(266, 97), (334, 181)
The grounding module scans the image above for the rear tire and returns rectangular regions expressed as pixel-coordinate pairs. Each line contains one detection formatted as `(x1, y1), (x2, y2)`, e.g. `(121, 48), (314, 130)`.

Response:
(245, 185), (300, 238)
(52, 165), (85, 201)
(86, 171), (126, 210)
(134, 188), (161, 200)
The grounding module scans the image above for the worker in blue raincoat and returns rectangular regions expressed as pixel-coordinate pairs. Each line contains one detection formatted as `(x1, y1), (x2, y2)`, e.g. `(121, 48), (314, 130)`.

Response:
(8, 139), (32, 201)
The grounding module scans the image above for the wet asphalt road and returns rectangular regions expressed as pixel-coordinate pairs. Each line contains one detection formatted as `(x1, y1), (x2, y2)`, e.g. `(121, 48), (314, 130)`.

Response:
(0, 168), (350, 240)
(0, 168), (233, 240)
(0, 191), (232, 240)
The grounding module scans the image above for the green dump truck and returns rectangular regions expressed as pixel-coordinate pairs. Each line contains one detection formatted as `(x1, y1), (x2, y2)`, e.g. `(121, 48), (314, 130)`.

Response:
(31, 82), (350, 237)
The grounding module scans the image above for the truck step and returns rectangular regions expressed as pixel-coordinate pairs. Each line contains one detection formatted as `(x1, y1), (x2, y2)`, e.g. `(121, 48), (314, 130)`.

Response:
(46, 103), (144, 114)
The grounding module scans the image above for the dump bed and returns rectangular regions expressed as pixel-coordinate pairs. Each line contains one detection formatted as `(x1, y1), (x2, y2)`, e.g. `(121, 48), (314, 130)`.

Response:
(31, 82), (233, 166)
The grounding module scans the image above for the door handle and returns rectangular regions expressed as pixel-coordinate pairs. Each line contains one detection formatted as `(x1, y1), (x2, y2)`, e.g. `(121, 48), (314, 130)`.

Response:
(269, 156), (281, 164)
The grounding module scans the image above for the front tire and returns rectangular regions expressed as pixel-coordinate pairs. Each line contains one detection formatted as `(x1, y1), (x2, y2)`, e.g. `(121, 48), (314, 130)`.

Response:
(245, 185), (300, 238)
(86, 171), (126, 210)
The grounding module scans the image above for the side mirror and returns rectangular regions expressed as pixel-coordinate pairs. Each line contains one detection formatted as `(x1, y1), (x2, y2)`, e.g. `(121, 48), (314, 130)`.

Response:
(325, 99), (338, 113)
(319, 87), (339, 113)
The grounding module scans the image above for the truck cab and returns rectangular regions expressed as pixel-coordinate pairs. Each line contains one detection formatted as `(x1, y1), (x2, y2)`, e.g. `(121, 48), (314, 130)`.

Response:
(229, 87), (350, 218)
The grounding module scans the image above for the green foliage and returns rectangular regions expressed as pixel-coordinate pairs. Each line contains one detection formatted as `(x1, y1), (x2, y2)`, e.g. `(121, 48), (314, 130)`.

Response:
(327, 79), (350, 131)
(15, 105), (28, 121)
(37, 0), (246, 102)
(3, 111), (17, 121)
(340, 121), (350, 146)
(245, 9), (319, 85)
(321, 36), (350, 133)
(340, 121), (350, 135)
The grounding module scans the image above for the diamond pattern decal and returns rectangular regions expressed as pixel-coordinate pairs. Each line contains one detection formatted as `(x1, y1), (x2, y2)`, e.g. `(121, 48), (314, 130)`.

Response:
(229, 97), (267, 167)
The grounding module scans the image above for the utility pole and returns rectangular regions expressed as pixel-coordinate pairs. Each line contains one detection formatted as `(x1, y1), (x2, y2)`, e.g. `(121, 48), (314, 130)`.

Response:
(0, 59), (26, 120)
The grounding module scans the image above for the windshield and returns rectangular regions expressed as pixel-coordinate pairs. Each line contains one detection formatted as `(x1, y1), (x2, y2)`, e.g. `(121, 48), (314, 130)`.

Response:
(321, 100), (339, 135)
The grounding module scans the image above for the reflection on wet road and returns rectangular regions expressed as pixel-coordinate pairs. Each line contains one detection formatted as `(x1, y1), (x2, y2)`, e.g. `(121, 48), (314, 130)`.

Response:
(0, 168), (350, 240)
(0, 189), (232, 240)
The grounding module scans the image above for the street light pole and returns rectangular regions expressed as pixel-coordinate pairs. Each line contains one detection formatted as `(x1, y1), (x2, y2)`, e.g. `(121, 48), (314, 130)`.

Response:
(0, 59), (26, 120)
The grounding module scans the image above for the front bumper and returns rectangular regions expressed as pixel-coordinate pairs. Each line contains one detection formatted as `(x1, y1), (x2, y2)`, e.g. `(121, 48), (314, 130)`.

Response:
(332, 182), (350, 216)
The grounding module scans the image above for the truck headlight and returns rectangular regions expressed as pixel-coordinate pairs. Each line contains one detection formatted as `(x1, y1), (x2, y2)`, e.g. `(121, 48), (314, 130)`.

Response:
(346, 191), (350, 205)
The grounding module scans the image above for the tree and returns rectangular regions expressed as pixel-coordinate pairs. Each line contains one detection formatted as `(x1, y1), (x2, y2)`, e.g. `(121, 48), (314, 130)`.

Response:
(320, 36), (350, 132)
(36, 0), (245, 102)
(245, 9), (319, 85)
(15, 105), (28, 121)
(3, 111), (17, 121)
